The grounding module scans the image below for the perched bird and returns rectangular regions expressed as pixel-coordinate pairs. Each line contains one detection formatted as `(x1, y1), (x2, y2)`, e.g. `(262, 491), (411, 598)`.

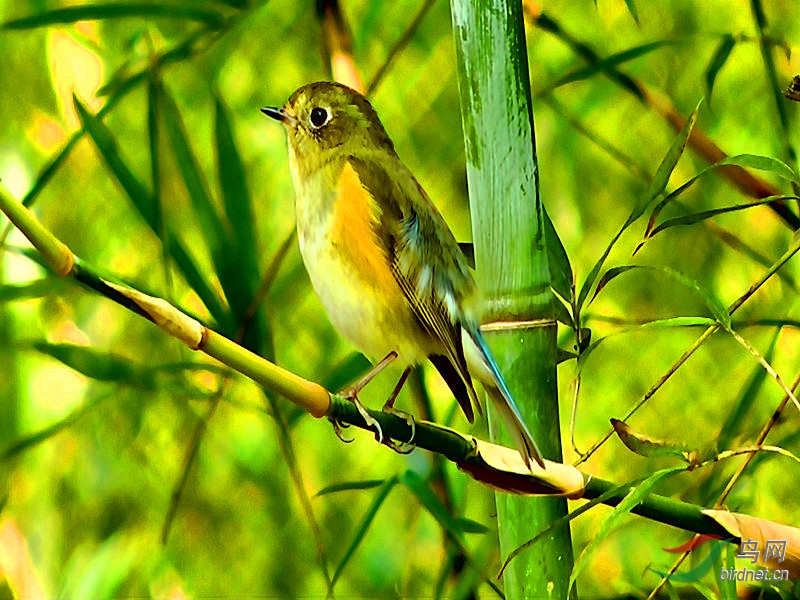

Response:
(262, 82), (544, 469)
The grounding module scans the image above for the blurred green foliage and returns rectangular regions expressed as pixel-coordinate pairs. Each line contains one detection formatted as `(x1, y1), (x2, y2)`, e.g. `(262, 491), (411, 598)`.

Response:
(0, 0), (799, 598)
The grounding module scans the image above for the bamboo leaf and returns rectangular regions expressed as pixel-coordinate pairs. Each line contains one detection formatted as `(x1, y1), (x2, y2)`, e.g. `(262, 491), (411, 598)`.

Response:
(2, 396), (104, 460)
(552, 41), (674, 89)
(717, 329), (780, 450)
(314, 479), (386, 496)
(544, 209), (573, 303)
(0, 279), (67, 301)
(73, 96), (156, 225)
(2, 4), (224, 29)
(74, 95), (227, 324)
(155, 82), (234, 290)
(640, 100), (702, 219)
(648, 196), (799, 239)
(454, 518), (490, 535)
(331, 475), (398, 586)
(578, 101), (700, 308)
(569, 466), (685, 594)
(602, 265), (730, 326)
(623, 0), (640, 26)
(705, 35), (736, 108)
(213, 92), (261, 322)
(31, 342), (147, 384)
(591, 265), (637, 301)
(641, 152), (798, 243)
(610, 419), (689, 460)
(718, 153), (799, 182)
(399, 470), (466, 540)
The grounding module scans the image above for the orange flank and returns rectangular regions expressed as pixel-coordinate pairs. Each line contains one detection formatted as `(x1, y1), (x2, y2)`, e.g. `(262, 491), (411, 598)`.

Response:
(329, 161), (395, 292)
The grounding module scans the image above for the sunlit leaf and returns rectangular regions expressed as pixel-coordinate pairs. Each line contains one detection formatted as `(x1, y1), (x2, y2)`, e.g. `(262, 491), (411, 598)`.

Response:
(611, 418), (689, 460)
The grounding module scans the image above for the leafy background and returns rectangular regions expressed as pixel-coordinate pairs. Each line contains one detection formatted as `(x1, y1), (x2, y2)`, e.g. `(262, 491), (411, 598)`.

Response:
(0, 0), (799, 598)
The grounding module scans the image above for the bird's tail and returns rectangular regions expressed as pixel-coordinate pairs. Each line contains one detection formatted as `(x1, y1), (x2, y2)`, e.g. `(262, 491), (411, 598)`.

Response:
(463, 327), (545, 469)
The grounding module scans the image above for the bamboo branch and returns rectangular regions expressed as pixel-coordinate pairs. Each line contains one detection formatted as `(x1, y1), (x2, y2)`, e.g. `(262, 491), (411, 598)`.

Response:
(2, 181), (798, 572)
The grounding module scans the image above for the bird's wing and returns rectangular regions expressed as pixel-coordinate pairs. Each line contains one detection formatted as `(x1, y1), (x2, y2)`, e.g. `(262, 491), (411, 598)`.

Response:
(347, 154), (480, 420)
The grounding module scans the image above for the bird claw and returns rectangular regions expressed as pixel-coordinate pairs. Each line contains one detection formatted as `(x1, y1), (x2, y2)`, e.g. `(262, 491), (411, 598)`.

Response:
(329, 417), (354, 443)
(382, 405), (417, 455)
(341, 389), (384, 445)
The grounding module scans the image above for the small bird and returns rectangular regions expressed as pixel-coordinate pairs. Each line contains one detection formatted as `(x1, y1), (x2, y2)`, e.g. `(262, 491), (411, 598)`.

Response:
(263, 82), (544, 469)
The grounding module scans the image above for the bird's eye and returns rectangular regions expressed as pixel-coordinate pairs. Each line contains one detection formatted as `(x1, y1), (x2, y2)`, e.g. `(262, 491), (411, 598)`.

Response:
(309, 107), (329, 128)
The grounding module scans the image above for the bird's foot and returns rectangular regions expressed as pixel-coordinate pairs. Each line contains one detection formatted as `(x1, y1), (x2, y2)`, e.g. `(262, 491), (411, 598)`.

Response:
(381, 405), (416, 455)
(340, 389), (383, 445)
(329, 417), (354, 443)
(334, 351), (401, 445)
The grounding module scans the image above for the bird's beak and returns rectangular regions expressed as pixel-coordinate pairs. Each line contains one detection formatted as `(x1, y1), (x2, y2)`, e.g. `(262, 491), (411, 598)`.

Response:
(261, 106), (290, 123)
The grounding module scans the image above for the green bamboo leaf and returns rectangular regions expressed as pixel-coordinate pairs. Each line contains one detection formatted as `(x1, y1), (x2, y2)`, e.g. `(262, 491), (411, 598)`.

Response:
(2, 397), (103, 460)
(642, 153), (798, 244)
(399, 470), (465, 541)
(31, 342), (146, 383)
(705, 34), (736, 108)
(719, 153), (799, 182)
(155, 82), (233, 285)
(314, 479), (386, 496)
(454, 518), (490, 535)
(648, 195), (798, 239)
(623, 0), (640, 26)
(21, 29), (205, 211)
(718, 329), (779, 450)
(719, 545), (737, 599)
(576, 317), (714, 365)
(211, 0), (248, 8)
(544, 209), (573, 303)
(73, 96), (156, 225)
(638, 316), (716, 329)
(533, 12), (646, 102)
(552, 41), (674, 88)
(331, 475), (398, 586)
(610, 265), (730, 326)
(578, 101), (700, 309)
(639, 100), (702, 219)
(2, 4), (224, 29)
(213, 92), (260, 320)
(568, 466), (685, 594)
(74, 95), (227, 325)
(591, 265), (637, 301)
(0, 279), (67, 301)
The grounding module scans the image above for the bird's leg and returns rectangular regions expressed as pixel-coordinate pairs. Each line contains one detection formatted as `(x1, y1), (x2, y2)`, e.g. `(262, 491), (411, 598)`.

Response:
(336, 351), (399, 445)
(345, 351), (398, 397)
(383, 366), (410, 411)
(382, 367), (416, 455)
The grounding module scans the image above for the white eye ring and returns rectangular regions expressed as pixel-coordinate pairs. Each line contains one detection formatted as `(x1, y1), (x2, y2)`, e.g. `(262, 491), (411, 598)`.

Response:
(309, 106), (330, 128)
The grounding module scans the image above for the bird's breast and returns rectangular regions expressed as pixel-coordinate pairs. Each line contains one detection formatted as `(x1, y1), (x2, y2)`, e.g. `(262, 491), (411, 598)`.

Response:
(293, 162), (429, 364)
